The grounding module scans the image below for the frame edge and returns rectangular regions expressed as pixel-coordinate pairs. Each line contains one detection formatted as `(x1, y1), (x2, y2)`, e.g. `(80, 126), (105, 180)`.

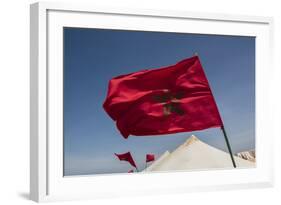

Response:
(30, 2), (48, 202)
(30, 2), (39, 202)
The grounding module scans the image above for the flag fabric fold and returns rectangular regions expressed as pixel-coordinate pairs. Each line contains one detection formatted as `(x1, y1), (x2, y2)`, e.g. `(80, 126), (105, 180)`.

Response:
(104, 56), (223, 138)
(115, 152), (137, 168)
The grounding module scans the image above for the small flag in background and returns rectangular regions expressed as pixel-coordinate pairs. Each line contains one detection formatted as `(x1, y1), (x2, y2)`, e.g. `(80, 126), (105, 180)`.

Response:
(146, 154), (155, 163)
(103, 56), (223, 138)
(128, 169), (134, 173)
(115, 152), (137, 168)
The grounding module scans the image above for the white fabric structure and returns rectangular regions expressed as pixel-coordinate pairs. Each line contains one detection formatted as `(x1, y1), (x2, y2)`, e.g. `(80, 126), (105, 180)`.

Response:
(144, 135), (255, 172)
(237, 150), (256, 162)
(145, 151), (170, 171)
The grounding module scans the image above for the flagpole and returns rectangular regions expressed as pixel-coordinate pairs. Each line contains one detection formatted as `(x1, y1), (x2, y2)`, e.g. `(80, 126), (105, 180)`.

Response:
(221, 126), (236, 168)
(193, 52), (236, 168)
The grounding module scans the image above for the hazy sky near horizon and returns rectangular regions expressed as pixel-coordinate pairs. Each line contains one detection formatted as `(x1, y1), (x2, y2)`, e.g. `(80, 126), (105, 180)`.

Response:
(63, 28), (255, 176)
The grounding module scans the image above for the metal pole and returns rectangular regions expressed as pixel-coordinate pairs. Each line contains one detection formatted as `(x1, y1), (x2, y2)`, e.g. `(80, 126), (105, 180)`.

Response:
(221, 126), (236, 168)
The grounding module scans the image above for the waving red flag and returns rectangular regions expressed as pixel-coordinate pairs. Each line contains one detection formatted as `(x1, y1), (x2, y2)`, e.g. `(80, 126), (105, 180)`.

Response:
(104, 56), (223, 138)
(146, 154), (155, 163)
(115, 152), (137, 168)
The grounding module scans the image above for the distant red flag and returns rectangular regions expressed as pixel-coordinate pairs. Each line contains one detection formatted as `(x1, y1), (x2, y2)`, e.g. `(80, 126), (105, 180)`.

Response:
(115, 152), (137, 168)
(146, 154), (155, 163)
(104, 56), (223, 138)
(128, 169), (134, 173)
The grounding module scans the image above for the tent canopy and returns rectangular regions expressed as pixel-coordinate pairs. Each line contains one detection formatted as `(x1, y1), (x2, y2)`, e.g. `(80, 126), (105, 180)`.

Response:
(144, 135), (255, 172)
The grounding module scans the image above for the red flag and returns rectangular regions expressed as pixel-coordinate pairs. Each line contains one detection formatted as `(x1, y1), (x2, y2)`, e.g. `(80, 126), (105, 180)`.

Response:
(104, 56), (223, 138)
(115, 152), (137, 168)
(146, 154), (155, 163)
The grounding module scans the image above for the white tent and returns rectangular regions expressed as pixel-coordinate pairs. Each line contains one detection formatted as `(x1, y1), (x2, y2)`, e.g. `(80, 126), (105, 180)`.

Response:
(145, 151), (170, 171)
(144, 135), (255, 172)
(237, 150), (256, 162)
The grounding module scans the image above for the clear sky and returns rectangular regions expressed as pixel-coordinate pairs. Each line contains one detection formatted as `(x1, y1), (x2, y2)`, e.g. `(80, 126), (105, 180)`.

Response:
(63, 27), (255, 176)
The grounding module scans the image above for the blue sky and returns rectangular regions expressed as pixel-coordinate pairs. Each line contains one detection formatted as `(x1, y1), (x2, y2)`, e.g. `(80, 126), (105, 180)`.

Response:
(63, 27), (255, 176)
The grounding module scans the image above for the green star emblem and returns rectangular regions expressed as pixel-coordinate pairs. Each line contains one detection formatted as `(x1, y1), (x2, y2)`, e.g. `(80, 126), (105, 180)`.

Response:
(153, 90), (185, 116)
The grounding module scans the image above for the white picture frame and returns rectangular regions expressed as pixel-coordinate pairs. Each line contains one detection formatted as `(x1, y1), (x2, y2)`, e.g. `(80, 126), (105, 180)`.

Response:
(30, 2), (274, 202)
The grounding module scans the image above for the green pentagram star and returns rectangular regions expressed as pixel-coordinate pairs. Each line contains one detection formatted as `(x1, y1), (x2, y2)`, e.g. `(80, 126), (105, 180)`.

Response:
(153, 90), (185, 116)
